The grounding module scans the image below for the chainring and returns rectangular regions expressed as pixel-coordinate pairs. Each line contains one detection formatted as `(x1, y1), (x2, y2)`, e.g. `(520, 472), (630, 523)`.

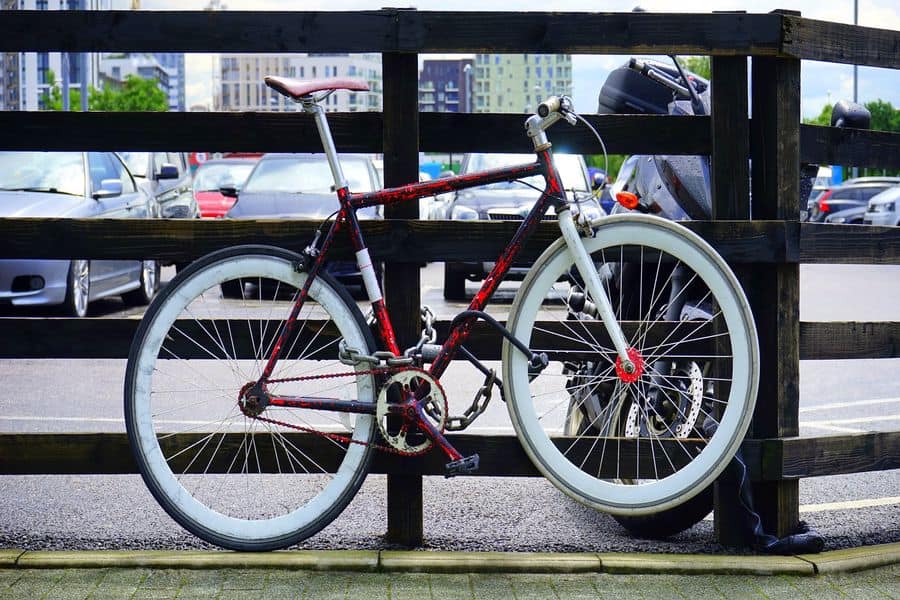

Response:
(375, 368), (447, 455)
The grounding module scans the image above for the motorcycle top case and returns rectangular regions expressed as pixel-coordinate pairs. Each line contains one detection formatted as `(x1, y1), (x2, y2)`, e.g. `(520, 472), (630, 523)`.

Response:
(597, 65), (676, 115)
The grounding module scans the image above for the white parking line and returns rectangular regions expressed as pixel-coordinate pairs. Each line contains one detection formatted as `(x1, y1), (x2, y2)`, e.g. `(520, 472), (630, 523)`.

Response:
(798, 496), (900, 514)
(800, 397), (900, 413)
(704, 496), (900, 520)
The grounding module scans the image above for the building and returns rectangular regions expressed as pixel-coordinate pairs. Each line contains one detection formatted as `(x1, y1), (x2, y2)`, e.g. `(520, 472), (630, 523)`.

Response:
(472, 53), (573, 113)
(154, 53), (186, 112)
(418, 59), (474, 113)
(99, 53), (170, 100)
(7, 0), (112, 111)
(217, 54), (382, 112)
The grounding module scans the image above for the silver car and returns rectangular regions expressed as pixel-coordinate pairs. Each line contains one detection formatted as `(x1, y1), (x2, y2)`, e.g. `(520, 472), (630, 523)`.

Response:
(863, 185), (900, 226)
(0, 151), (159, 317)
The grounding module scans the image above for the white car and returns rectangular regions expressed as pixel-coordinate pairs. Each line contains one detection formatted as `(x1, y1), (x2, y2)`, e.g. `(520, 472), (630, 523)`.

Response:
(863, 185), (900, 226)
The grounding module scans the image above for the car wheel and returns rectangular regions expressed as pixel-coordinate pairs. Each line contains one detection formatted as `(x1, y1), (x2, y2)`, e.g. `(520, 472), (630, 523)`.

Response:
(64, 259), (90, 318)
(443, 263), (466, 301)
(123, 260), (160, 306)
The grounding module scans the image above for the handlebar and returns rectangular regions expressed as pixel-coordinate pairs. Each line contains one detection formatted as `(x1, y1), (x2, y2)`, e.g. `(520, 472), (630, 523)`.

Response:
(537, 96), (577, 123)
(628, 58), (691, 99)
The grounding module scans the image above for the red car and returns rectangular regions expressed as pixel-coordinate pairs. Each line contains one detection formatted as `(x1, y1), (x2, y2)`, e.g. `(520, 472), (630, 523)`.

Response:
(192, 157), (259, 218)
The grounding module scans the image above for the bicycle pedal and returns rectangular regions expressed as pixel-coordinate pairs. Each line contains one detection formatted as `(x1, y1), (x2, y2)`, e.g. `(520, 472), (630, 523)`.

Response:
(445, 454), (480, 478)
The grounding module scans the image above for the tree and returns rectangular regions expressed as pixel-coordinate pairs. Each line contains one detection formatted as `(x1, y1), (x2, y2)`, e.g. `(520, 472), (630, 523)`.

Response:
(678, 56), (711, 80)
(90, 75), (168, 112)
(40, 70), (82, 111)
(40, 70), (168, 112)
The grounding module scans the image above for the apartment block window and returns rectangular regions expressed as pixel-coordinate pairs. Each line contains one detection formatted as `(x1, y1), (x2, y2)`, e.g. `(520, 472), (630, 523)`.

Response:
(494, 56), (500, 65)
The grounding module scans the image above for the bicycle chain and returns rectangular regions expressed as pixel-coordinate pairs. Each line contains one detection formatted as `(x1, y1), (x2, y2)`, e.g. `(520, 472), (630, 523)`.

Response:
(252, 367), (435, 457)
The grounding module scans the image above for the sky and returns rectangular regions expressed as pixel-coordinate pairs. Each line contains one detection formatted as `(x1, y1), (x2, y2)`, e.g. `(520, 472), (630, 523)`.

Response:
(133, 0), (900, 119)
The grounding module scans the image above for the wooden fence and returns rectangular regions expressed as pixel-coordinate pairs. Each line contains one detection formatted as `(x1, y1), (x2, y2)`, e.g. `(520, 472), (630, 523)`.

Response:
(0, 8), (898, 547)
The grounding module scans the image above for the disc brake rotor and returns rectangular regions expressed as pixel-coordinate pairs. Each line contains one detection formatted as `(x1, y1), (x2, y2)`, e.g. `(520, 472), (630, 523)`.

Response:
(624, 361), (704, 438)
(376, 368), (447, 455)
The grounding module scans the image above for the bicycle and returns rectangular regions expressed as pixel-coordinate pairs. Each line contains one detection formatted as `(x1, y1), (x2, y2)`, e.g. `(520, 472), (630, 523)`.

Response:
(124, 75), (760, 551)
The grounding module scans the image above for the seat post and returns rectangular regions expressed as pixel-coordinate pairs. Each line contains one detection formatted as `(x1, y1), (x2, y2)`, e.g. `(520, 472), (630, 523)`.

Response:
(306, 101), (348, 191)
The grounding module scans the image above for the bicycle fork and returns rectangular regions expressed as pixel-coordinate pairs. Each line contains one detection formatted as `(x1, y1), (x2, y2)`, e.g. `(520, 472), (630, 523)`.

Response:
(557, 208), (637, 375)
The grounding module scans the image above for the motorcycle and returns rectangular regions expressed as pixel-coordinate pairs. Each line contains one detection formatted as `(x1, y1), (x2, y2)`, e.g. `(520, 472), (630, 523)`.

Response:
(566, 56), (870, 540)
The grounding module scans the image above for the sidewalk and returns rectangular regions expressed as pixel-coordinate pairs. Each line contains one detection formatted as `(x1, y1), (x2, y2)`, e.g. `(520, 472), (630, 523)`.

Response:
(2, 545), (898, 599)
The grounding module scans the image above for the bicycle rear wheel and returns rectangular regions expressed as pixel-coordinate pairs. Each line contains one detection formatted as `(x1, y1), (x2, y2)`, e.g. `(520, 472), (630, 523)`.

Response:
(503, 214), (758, 516)
(125, 245), (376, 551)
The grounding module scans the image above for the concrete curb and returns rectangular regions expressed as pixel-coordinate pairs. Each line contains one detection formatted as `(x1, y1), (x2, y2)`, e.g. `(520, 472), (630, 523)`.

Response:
(3, 544), (898, 576)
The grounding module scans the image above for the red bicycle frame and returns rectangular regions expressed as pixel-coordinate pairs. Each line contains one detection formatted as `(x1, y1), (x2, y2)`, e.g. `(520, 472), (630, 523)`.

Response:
(258, 147), (568, 462)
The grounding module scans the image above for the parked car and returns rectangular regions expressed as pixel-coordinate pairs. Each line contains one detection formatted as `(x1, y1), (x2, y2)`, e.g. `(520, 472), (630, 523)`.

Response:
(429, 152), (602, 300)
(863, 185), (900, 226)
(807, 177), (900, 223)
(223, 153), (381, 297)
(0, 151), (159, 317)
(119, 151), (198, 219)
(192, 156), (259, 218)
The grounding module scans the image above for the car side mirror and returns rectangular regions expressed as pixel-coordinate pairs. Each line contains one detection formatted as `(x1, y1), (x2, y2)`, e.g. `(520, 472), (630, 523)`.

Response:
(219, 186), (239, 198)
(157, 164), (179, 180)
(93, 178), (123, 199)
(831, 100), (871, 129)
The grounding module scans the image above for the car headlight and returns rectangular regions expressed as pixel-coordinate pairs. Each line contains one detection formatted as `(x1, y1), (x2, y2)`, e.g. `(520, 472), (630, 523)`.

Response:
(450, 204), (479, 220)
(828, 216), (847, 223)
(870, 201), (895, 213)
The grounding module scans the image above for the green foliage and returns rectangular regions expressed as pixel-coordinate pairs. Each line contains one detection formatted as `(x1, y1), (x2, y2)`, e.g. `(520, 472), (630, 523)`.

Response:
(803, 103), (833, 126)
(585, 154), (627, 180)
(677, 56), (711, 80)
(39, 69), (168, 112)
(90, 75), (168, 112)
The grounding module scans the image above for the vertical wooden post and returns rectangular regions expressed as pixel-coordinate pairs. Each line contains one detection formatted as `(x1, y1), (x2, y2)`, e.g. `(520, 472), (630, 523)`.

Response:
(746, 37), (802, 538)
(382, 50), (424, 546)
(708, 54), (754, 546)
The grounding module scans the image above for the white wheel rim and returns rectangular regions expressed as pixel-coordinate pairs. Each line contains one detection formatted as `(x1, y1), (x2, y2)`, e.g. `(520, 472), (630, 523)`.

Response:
(129, 254), (374, 543)
(72, 260), (89, 316)
(504, 215), (758, 514)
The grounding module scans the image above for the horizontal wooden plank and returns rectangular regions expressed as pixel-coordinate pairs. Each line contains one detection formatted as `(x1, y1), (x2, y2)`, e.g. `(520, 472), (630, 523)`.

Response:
(0, 317), (713, 360)
(781, 16), (900, 69)
(0, 431), (759, 479)
(4, 431), (895, 480)
(800, 322), (900, 360)
(799, 223), (900, 265)
(0, 10), (782, 55)
(0, 112), (709, 156)
(800, 125), (900, 171)
(0, 218), (793, 264)
(779, 431), (900, 478)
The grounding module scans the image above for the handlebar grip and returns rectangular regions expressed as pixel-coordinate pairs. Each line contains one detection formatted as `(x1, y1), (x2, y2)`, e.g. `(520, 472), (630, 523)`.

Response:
(537, 96), (561, 118)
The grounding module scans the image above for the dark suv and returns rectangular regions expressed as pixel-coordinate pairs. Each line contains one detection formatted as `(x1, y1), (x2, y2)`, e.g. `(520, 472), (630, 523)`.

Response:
(807, 177), (900, 224)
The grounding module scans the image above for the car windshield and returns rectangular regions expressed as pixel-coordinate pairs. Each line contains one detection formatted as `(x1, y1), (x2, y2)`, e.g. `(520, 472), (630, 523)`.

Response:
(194, 162), (256, 192)
(0, 151), (85, 197)
(243, 155), (375, 194)
(463, 153), (588, 192)
(118, 152), (150, 178)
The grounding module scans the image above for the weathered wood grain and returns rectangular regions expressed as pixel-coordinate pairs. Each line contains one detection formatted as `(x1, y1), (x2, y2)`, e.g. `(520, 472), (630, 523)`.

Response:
(781, 16), (900, 69)
(0, 10), (783, 55)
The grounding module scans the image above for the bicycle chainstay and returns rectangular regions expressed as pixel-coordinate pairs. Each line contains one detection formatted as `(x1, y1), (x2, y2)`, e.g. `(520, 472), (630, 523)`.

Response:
(249, 367), (443, 457)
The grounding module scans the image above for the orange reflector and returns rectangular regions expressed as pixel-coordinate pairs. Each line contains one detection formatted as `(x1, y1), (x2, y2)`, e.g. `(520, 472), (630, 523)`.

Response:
(616, 191), (640, 210)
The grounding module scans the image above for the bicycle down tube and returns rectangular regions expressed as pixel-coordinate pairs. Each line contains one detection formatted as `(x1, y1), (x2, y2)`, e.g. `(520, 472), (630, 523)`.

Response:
(258, 155), (560, 411)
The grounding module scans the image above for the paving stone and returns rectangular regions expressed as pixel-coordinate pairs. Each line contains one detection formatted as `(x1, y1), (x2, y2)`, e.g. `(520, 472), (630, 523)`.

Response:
(469, 573), (515, 600)
(389, 572), (431, 600)
(546, 574), (602, 600)
(427, 574), (475, 600)
(508, 574), (562, 600)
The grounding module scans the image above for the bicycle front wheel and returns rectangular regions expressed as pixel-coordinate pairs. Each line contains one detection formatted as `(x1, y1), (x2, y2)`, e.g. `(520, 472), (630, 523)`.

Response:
(125, 245), (377, 551)
(503, 214), (759, 515)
